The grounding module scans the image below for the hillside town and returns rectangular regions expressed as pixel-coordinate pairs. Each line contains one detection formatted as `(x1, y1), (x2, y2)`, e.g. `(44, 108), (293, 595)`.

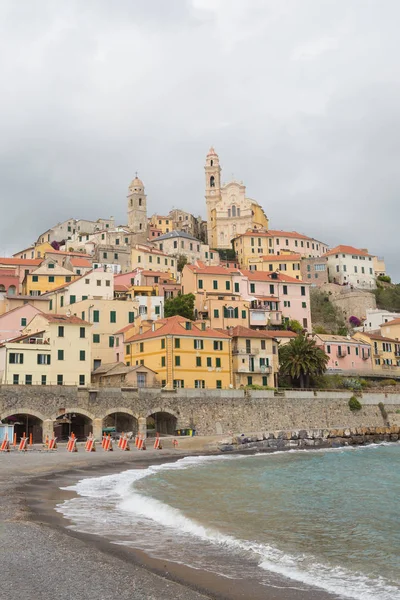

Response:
(0, 148), (398, 391)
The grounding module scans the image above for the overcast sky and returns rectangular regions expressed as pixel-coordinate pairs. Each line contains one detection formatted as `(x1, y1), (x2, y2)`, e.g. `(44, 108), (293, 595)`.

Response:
(1, 0), (399, 279)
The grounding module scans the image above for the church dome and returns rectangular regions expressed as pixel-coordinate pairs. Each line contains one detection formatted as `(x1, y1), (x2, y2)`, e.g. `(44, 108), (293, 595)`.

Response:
(130, 176), (143, 187)
(207, 146), (218, 157)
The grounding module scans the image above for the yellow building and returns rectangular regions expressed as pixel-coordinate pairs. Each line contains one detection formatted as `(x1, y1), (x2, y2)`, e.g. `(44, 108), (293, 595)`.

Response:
(131, 243), (177, 277)
(233, 230), (271, 265)
(13, 241), (54, 260)
(0, 313), (91, 386)
(228, 326), (279, 388)
(380, 318), (400, 341)
(149, 215), (173, 235)
(23, 258), (78, 296)
(247, 253), (302, 279)
(353, 331), (400, 375)
(125, 315), (232, 389)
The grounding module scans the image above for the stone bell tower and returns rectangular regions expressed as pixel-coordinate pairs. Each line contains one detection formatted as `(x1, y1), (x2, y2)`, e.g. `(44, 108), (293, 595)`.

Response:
(127, 174), (148, 243)
(205, 147), (221, 247)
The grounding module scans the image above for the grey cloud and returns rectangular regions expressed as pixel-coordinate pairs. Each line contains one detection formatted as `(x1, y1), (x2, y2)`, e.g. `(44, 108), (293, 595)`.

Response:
(0, 0), (399, 279)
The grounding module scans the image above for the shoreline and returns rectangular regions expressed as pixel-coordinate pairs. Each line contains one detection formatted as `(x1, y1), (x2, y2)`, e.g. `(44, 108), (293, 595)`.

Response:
(1, 444), (357, 600)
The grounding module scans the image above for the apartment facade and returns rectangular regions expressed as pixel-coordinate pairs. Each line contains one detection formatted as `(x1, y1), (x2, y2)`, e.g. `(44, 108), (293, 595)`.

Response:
(0, 313), (91, 386)
(42, 269), (114, 313)
(228, 326), (279, 388)
(152, 230), (219, 266)
(0, 304), (43, 342)
(324, 245), (376, 289)
(131, 244), (177, 277)
(23, 259), (78, 296)
(247, 253), (302, 279)
(233, 230), (328, 264)
(300, 256), (329, 286)
(353, 332), (400, 376)
(125, 315), (232, 389)
(314, 334), (372, 373)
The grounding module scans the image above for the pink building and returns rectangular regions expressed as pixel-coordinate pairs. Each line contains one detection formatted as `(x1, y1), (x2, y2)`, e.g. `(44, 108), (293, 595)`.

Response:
(314, 334), (372, 373)
(238, 270), (312, 330)
(0, 258), (42, 293)
(0, 269), (19, 296)
(0, 303), (43, 342)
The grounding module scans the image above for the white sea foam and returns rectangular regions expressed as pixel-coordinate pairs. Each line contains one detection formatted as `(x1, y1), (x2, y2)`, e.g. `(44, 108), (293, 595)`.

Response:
(57, 446), (400, 600)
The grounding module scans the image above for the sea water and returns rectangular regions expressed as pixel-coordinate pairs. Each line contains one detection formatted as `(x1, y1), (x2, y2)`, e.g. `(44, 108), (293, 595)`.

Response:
(56, 444), (400, 600)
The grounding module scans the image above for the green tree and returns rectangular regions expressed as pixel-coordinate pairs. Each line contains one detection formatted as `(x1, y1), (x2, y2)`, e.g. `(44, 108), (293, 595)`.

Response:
(279, 334), (329, 388)
(286, 319), (303, 334)
(177, 254), (188, 272)
(164, 293), (195, 320)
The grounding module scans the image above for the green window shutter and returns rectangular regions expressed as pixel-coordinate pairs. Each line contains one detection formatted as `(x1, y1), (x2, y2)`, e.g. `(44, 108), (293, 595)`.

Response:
(48, 276), (54, 282)
(93, 334), (100, 343)
(216, 357), (221, 368)
(140, 342), (144, 352)
(109, 336), (114, 348)
(242, 310), (246, 319)
(129, 312), (135, 323)
(196, 357), (202, 367)
(175, 356), (181, 366)
(126, 344), (131, 355)
(82, 295), (88, 300)
(32, 275), (38, 282)
(301, 286), (306, 296)
(58, 350), (64, 360)
(234, 282), (239, 292)
(250, 283), (255, 293)
(161, 356), (166, 367)
(213, 280), (218, 289)
(70, 295), (76, 304)
(234, 307), (239, 318)
(198, 280), (203, 289)
(49, 300), (53, 311)
(60, 296), (64, 307)
(79, 375), (85, 386)
(155, 305), (160, 315)
(262, 376), (267, 386)
(48, 263), (55, 269)
(110, 311), (116, 323)
(79, 327), (85, 338)
(93, 310), (100, 323)
(79, 350), (86, 360)
(65, 276), (71, 282)
(226, 281), (230, 290)
(175, 338), (180, 348)
(207, 357), (212, 367)
(223, 307), (228, 318)
(161, 338), (165, 349)
(21, 318), (27, 326)
(216, 380), (222, 389)
(214, 309), (219, 318)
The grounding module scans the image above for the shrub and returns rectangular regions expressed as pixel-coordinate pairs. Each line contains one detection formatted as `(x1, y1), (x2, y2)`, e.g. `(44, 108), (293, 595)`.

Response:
(246, 384), (275, 391)
(379, 378), (397, 386)
(343, 378), (362, 391)
(359, 378), (370, 388)
(349, 316), (361, 327)
(377, 275), (391, 284)
(378, 402), (388, 421)
(349, 396), (362, 411)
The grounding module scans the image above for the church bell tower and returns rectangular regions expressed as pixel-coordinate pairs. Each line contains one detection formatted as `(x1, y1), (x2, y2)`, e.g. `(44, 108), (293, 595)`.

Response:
(205, 147), (221, 247)
(127, 174), (148, 243)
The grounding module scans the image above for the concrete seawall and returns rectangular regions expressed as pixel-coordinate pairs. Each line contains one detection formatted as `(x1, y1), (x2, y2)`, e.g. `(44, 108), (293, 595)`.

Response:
(1, 386), (400, 441)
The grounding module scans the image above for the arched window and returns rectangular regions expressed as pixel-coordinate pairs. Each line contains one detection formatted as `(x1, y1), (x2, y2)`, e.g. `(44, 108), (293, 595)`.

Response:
(210, 175), (215, 188)
(237, 207), (240, 217)
(210, 159), (213, 166)
(139, 198), (142, 206)
(231, 205), (237, 217)
(139, 223), (142, 230)
(8, 285), (16, 295)
(0, 285), (5, 292)
(226, 306), (235, 318)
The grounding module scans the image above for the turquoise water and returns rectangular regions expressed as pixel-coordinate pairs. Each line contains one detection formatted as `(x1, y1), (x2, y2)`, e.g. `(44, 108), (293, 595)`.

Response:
(58, 444), (400, 599)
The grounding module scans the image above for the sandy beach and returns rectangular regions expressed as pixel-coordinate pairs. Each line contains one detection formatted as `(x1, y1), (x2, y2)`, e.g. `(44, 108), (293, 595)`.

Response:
(0, 443), (338, 600)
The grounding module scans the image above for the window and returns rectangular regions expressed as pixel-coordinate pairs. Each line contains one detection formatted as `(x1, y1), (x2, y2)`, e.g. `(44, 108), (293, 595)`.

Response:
(79, 350), (86, 361)
(114, 253), (118, 260)
(37, 354), (51, 365)
(161, 356), (166, 367)
(32, 275), (38, 282)
(13, 374), (19, 385)
(262, 376), (268, 386)
(173, 379), (184, 388)
(58, 349), (64, 360)
(85, 278), (90, 284)
(57, 374), (63, 386)
(65, 276), (71, 282)
(139, 342), (144, 352)
(126, 344), (131, 355)
(155, 305), (160, 315)
(93, 334), (100, 343)
(41, 375), (46, 385)
(356, 347), (359, 356)
(48, 276), (55, 283)
(216, 357), (221, 368)
(185, 322), (192, 330)
(283, 285), (288, 295)
(9, 352), (23, 364)
(250, 283), (255, 294)
(327, 345), (331, 354)
(284, 300), (291, 307)
(110, 311), (116, 323)
(198, 279), (203, 291)
(269, 284), (275, 294)
(213, 280), (218, 290)
(302, 302), (307, 308)
(20, 317), (27, 327)
(175, 338), (180, 349)
(58, 326), (64, 337)
(161, 338), (165, 349)
(25, 374), (32, 385)
(196, 357), (202, 367)
(175, 356), (181, 366)
(195, 380), (205, 388)
(60, 296), (64, 307)
(115, 238), (120, 245)
(49, 299), (53, 311)
(225, 281), (230, 290)
(234, 282), (239, 293)
(79, 375), (85, 386)
(247, 376), (253, 386)
(93, 310), (99, 323)
(301, 286), (306, 296)
(70, 295), (76, 304)
(241, 310), (246, 319)
(303, 318), (308, 328)
(207, 357), (212, 367)
(103, 252), (108, 259)
(129, 312), (135, 323)
(214, 341), (223, 350)
(107, 336), (114, 348)
(48, 263), (55, 269)
(97, 280), (101, 286)
(261, 340), (266, 350)
(214, 309), (219, 318)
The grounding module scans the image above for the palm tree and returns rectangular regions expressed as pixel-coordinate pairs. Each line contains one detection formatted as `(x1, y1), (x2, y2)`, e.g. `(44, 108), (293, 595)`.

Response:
(279, 334), (329, 388)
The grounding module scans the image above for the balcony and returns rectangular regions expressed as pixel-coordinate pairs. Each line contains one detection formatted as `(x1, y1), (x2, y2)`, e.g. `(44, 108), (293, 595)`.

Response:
(361, 353), (370, 361)
(249, 308), (282, 327)
(336, 350), (347, 358)
(232, 347), (260, 355)
(237, 365), (273, 374)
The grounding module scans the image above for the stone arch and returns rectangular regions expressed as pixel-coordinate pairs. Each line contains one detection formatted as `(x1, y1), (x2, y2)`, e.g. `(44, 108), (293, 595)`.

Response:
(49, 407), (95, 422)
(52, 408), (94, 441)
(99, 407), (140, 421)
(100, 408), (139, 436)
(1, 407), (47, 423)
(2, 409), (45, 444)
(146, 407), (178, 436)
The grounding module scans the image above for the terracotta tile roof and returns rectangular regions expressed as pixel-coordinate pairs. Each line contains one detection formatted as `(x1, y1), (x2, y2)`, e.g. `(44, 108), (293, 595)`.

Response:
(268, 330), (298, 338)
(47, 250), (92, 258)
(233, 230), (271, 239)
(41, 313), (91, 326)
(114, 284), (130, 292)
(323, 245), (372, 258)
(115, 323), (136, 334)
(69, 257), (92, 267)
(0, 258), (42, 266)
(186, 263), (241, 276)
(223, 326), (297, 339)
(381, 318), (400, 327)
(126, 315), (231, 343)
(133, 244), (169, 257)
(360, 332), (398, 343)
(0, 303), (43, 319)
(139, 270), (175, 278)
(314, 334), (368, 344)
(240, 269), (304, 284)
(40, 271), (89, 294)
(267, 230), (314, 240)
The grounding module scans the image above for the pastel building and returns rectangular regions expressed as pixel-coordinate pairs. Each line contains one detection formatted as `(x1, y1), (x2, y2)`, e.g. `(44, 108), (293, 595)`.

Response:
(152, 231), (219, 266)
(233, 230), (328, 264)
(23, 258), (78, 296)
(131, 244), (177, 277)
(324, 245), (376, 289)
(314, 334), (372, 373)
(42, 269), (114, 313)
(362, 309), (400, 332)
(247, 253), (302, 279)
(0, 304), (43, 342)
(228, 326), (279, 388)
(353, 331), (400, 375)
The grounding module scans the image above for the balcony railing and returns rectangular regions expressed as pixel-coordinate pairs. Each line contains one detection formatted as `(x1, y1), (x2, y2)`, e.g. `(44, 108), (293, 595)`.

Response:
(232, 347), (260, 355)
(337, 350), (347, 358)
(238, 365), (273, 374)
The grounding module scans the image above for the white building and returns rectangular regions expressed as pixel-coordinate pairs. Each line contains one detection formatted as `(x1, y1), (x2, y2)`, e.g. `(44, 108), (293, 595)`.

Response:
(324, 245), (377, 289)
(360, 309), (400, 332)
(152, 230), (219, 266)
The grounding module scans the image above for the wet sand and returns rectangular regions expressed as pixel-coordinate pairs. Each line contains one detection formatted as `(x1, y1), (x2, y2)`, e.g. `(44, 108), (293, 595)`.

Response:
(0, 444), (339, 600)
